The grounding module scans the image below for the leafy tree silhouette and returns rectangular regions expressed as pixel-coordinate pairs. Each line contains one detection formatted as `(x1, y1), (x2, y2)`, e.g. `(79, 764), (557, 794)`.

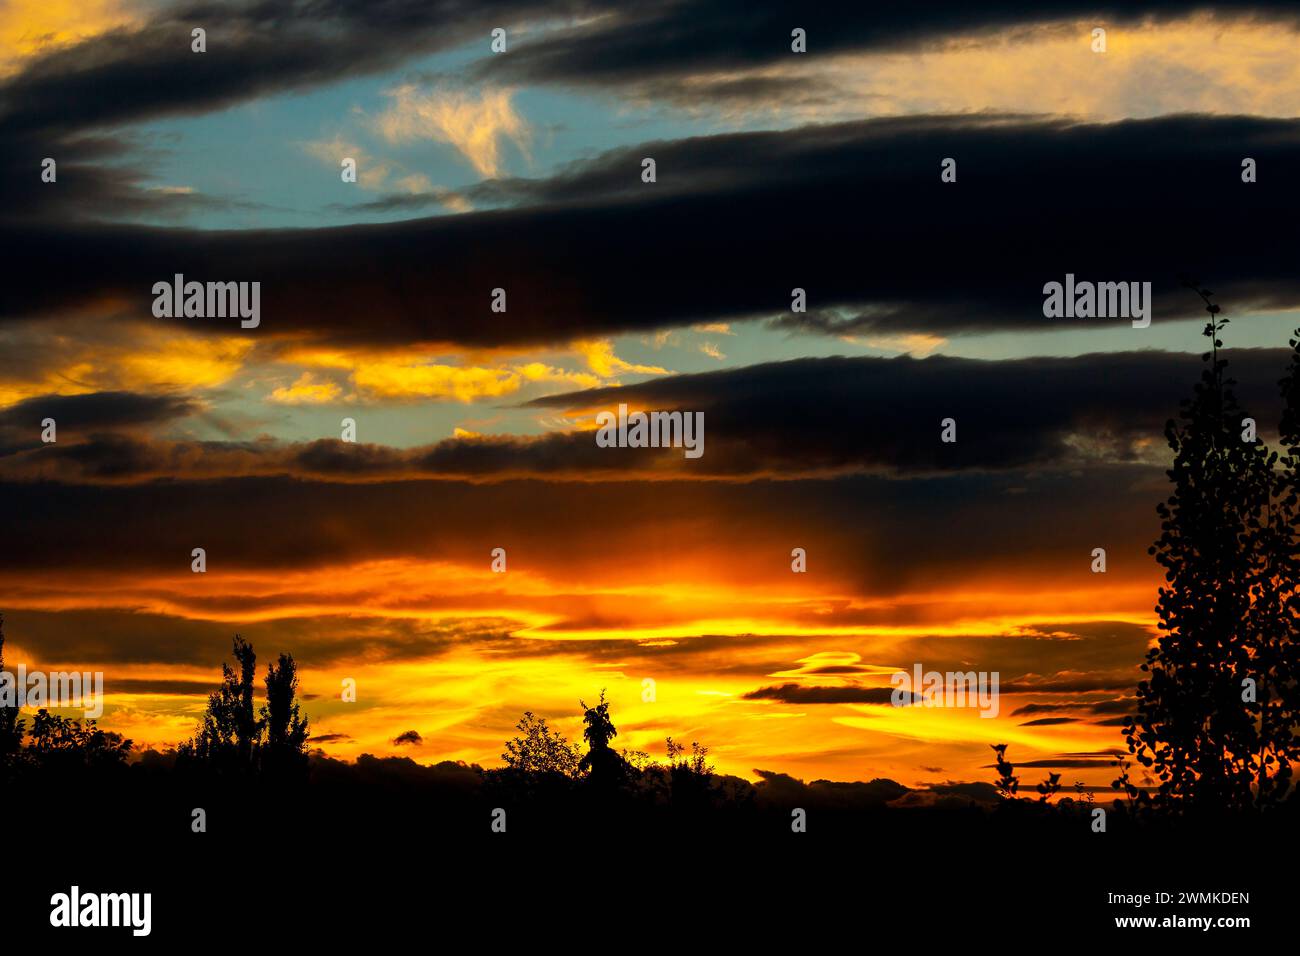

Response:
(180, 635), (309, 781)
(261, 652), (310, 778)
(501, 711), (581, 779)
(666, 736), (715, 809)
(991, 745), (1063, 808)
(1035, 772), (1062, 804)
(991, 744), (1019, 798)
(27, 709), (131, 772)
(578, 690), (629, 789)
(180, 635), (263, 774)
(1124, 281), (1297, 814)
(1263, 316), (1300, 799)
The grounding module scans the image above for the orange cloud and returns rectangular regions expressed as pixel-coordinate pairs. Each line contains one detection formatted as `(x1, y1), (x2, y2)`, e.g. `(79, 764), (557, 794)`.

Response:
(0, 320), (252, 407)
(0, 0), (137, 76)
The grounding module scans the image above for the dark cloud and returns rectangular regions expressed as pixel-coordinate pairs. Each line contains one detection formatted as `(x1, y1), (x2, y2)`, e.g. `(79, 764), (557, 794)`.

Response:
(0, 1), (580, 222)
(6, 0), (1293, 151)
(528, 347), (1295, 475)
(1, 609), (518, 668)
(0, 391), (195, 432)
(4, 347), (1292, 483)
(392, 730), (424, 746)
(0, 131), (265, 223)
(752, 769), (913, 807)
(999, 676), (1140, 694)
(309, 733), (353, 744)
(1089, 698), (1137, 715)
(743, 683), (909, 704)
(0, 0), (581, 141)
(6, 115), (1300, 346)
(995, 755), (1122, 769)
(0, 467), (1167, 605)
(109, 678), (216, 696)
(924, 781), (1002, 805)
(473, 2), (1300, 97)
(1011, 702), (1073, 716)
(1011, 696), (1136, 717)
(1018, 716), (1079, 726)
(0, 391), (198, 460)
(0, 471), (1167, 699)
(7, 0), (1290, 148)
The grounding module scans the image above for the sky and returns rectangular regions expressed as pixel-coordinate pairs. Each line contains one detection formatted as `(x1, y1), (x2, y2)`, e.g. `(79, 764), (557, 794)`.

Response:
(2, 0), (1300, 788)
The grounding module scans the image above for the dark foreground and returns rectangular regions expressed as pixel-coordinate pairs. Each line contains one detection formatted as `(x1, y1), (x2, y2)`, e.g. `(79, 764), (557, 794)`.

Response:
(1, 767), (1283, 942)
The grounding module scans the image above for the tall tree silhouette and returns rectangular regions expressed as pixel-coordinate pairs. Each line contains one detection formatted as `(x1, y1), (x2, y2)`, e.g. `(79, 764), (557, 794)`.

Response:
(1263, 320), (1300, 798)
(261, 652), (310, 777)
(181, 635), (263, 772)
(1125, 283), (1295, 812)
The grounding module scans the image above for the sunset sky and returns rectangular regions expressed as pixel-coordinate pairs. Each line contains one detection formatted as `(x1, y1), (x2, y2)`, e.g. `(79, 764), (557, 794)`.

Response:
(3, 0), (1300, 789)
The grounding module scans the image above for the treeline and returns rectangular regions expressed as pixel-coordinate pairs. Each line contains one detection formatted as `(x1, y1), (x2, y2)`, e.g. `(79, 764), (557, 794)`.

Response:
(0, 628), (309, 787)
(0, 615), (132, 783)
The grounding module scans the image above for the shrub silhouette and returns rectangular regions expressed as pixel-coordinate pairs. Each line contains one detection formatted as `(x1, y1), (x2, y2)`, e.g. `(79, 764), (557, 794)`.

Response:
(666, 736), (716, 810)
(991, 744), (1018, 799)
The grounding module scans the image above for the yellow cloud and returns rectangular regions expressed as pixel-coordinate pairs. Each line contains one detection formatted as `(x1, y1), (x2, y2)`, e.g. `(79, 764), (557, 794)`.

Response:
(513, 361), (602, 390)
(302, 135), (394, 191)
(0, 0), (137, 76)
(350, 359), (606, 402)
(376, 86), (531, 178)
(278, 343), (646, 403)
(853, 333), (947, 357)
(728, 14), (1300, 122)
(353, 362), (519, 401)
(0, 324), (252, 407)
(573, 339), (669, 378)
(269, 372), (343, 405)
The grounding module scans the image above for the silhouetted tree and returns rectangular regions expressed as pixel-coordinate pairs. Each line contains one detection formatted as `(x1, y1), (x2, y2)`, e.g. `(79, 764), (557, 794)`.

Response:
(666, 736), (715, 809)
(261, 652), (310, 778)
(1263, 319), (1300, 797)
(27, 709), (131, 772)
(0, 615), (25, 769)
(991, 744), (1019, 799)
(578, 690), (629, 788)
(180, 635), (263, 773)
(501, 711), (580, 778)
(1127, 283), (1294, 813)
(1035, 772), (1062, 804)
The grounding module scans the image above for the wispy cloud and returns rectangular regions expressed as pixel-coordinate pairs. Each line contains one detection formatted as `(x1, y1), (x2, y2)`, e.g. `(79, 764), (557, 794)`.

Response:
(375, 86), (531, 178)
